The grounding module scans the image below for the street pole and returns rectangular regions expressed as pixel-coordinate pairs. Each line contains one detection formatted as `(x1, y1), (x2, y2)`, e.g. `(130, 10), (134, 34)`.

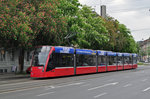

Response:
(100, 0), (102, 15)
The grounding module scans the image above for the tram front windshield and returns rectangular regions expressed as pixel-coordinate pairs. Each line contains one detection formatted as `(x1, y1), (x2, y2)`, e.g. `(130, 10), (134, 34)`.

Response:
(32, 46), (51, 67)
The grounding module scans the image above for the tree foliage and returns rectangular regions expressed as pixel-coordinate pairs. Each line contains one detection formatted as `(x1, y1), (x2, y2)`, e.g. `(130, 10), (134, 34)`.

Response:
(0, 0), (67, 49)
(0, 0), (67, 72)
(0, 0), (138, 52)
(0, 0), (138, 72)
(105, 16), (138, 53)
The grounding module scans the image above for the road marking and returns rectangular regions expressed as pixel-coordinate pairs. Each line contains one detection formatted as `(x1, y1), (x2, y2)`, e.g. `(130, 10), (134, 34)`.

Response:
(0, 82), (84, 94)
(55, 82), (85, 88)
(142, 79), (148, 82)
(94, 93), (107, 98)
(37, 92), (55, 96)
(88, 82), (119, 91)
(45, 82), (85, 90)
(143, 87), (150, 92)
(123, 84), (132, 87)
(45, 86), (55, 90)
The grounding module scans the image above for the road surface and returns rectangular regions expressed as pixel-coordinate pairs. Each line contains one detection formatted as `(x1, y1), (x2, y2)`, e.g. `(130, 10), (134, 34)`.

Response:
(0, 65), (150, 99)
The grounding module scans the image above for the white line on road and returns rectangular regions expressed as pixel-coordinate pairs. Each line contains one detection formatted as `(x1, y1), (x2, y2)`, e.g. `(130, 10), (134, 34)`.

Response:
(88, 82), (119, 91)
(45, 82), (85, 90)
(142, 79), (148, 82)
(123, 84), (132, 87)
(94, 93), (107, 98)
(45, 86), (55, 90)
(143, 87), (150, 92)
(37, 92), (55, 96)
(56, 82), (85, 88)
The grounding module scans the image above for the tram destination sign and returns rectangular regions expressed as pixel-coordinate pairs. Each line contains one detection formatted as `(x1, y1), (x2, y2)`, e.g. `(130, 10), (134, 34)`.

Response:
(54, 47), (74, 54)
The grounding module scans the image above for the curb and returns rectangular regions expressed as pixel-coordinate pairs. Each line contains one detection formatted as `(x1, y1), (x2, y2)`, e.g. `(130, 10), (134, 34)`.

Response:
(0, 74), (30, 80)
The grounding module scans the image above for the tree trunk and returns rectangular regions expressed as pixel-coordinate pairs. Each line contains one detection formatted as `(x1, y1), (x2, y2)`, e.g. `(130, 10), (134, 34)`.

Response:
(19, 48), (24, 73)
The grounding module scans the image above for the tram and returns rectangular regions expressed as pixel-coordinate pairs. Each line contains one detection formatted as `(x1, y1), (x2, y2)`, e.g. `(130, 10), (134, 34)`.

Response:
(30, 46), (138, 78)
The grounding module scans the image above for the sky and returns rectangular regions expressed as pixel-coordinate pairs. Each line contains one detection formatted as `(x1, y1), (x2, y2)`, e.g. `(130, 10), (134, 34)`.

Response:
(78, 0), (150, 41)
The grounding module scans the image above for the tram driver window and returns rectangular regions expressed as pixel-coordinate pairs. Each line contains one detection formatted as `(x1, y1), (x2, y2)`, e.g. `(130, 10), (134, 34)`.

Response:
(46, 53), (74, 71)
(108, 56), (117, 66)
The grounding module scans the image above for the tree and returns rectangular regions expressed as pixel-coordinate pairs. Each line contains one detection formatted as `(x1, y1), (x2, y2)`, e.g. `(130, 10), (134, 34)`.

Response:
(64, 5), (109, 50)
(0, 0), (67, 72)
(0, 0), (138, 73)
(105, 16), (138, 53)
(105, 16), (119, 51)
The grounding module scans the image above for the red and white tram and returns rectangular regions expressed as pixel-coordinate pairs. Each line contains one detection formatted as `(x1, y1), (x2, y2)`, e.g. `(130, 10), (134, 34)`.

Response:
(30, 46), (138, 78)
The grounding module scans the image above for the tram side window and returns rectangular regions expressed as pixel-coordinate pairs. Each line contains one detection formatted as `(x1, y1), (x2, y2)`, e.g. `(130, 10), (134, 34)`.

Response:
(76, 55), (96, 67)
(108, 56), (117, 66)
(133, 57), (137, 64)
(117, 56), (123, 65)
(47, 53), (74, 71)
(98, 56), (106, 66)
(124, 57), (130, 65)
(129, 56), (133, 64)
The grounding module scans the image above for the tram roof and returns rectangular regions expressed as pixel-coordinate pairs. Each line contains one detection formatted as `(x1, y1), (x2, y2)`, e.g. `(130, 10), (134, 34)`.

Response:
(123, 53), (131, 56)
(97, 50), (107, 56)
(132, 53), (138, 57)
(107, 52), (117, 56)
(54, 46), (74, 54)
(117, 53), (123, 56)
(76, 49), (96, 55)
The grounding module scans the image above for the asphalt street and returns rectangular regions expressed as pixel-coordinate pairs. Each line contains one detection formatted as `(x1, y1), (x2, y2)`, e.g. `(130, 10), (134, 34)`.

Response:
(0, 65), (150, 99)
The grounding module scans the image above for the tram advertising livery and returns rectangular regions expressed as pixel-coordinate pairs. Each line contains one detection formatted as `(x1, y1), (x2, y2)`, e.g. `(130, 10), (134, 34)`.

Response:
(31, 46), (138, 78)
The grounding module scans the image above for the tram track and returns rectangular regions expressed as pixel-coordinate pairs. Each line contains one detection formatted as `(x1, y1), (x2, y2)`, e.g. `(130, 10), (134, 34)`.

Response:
(0, 65), (148, 95)
(0, 85), (43, 94)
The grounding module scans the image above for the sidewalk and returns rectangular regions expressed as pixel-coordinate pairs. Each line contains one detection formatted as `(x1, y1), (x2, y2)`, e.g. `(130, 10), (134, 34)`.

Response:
(0, 73), (30, 80)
